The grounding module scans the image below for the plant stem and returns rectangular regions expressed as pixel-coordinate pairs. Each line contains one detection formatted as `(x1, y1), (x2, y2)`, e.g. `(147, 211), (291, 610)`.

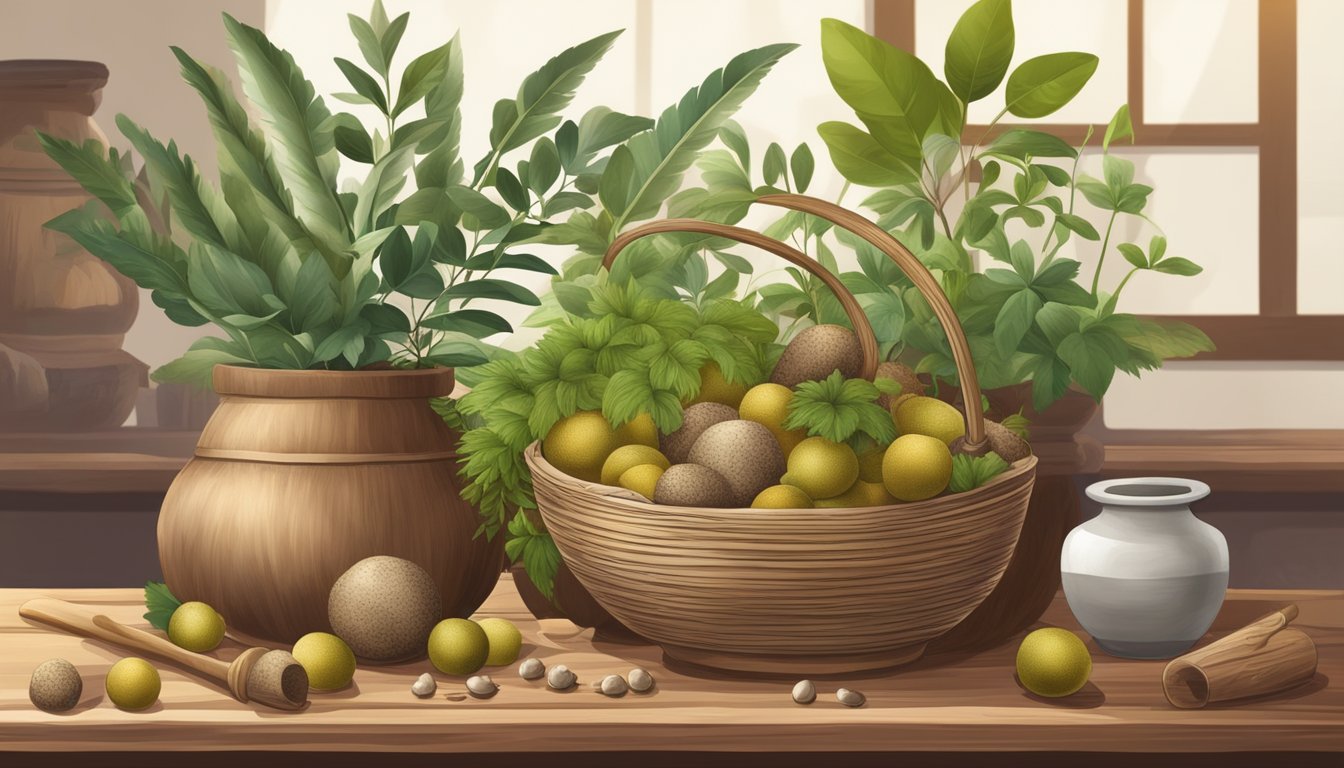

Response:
(1110, 266), (1139, 307)
(1091, 210), (1118, 295)
(835, 180), (850, 206)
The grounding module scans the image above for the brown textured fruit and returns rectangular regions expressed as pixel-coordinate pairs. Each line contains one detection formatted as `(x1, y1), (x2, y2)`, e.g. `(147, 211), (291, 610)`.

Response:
(29, 659), (82, 713)
(874, 361), (925, 411)
(769, 324), (862, 387)
(688, 420), (786, 507)
(985, 420), (1032, 463)
(328, 556), (442, 663)
(660, 402), (737, 464)
(653, 464), (734, 507)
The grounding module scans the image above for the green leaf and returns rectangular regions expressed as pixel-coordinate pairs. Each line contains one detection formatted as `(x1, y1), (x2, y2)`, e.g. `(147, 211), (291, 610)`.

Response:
(1034, 301), (1080, 346)
(949, 452), (1009, 493)
(1118, 242), (1148, 269)
(527, 138), (561, 195)
(143, 581), (184, 631)
(763, 142), (787, 186)
(1103, 103), (1133, 152)
(1004, 52), (1099, 118)
(944, 0), (1015, 103)
(393, 41), (451, 117)
(446, 186), (510, 228)
(473, 30), (623, 184)
(1057, 331), (1116, 398)
(380, 11), (410, 70)
(818, 121), (915, 186)
(494, 167), (529, 211)
(994, 288), (1043, 358)
(783, 371), (895, 444)
(508, 513), (561, 600)
(1106, 315), (1214, 360)
(983, 129), (1078, 161)
(605, 42), (796, 230)
(417, 32), (464, 184)
(45, 209), (187, 294)
(719, 120), (751, 170)
(360, 302), (410, 337)
(1152, 257), (1202, 276)
(331, 113), (374, 163)
(790, 143), (815, 193)
(282, 252), (339, 331)
(36, 134), (138, 218)
(1056, 212), (1100, 240)
(348, 12), (387, 77)
(353, 145), (413, 236)
(188, 242), (276, 317)
(422, 308), (513, 337)
(568, 106), (653, 172)
(861, 291), (906, 345)
(444, 279), (542, 306)
(152, 336), (253, 389)
(152, 290), (210, 326)
(334, 57), (388, 114)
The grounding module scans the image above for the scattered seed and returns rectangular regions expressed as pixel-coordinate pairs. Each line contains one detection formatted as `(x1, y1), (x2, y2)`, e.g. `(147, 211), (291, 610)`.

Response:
(518, 658), (545, 680)
(410, 672), (436, 698)
(466, 675), (498, 698)
(791, 679), (816, 704)
(598, 674), (628, 697)
(547, 664), (577, 690)
(628, 667), (654, 693)
(836, 687), (866, 708)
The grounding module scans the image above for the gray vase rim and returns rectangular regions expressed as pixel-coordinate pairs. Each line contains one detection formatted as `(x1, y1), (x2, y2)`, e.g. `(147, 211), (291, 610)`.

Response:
(1085, 477), (1211, 507)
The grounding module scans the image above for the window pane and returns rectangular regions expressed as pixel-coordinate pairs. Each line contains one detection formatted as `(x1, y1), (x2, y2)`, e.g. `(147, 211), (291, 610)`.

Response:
(1048, 149), (1259, 315)
(1103, 362), (1344, 429)
(915, 0), (1129, 125)
(1143, 0), (1258, 124)
(1297, 0), (1344, 314)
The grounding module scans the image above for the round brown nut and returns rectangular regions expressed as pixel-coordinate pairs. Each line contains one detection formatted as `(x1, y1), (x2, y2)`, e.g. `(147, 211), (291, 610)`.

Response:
(29, 659), (82, 713)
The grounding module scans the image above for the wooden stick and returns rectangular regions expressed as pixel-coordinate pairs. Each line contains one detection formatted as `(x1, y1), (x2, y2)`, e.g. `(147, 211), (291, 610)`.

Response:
(19, 598), (308, 711)
(1162, 604), (1317, 708)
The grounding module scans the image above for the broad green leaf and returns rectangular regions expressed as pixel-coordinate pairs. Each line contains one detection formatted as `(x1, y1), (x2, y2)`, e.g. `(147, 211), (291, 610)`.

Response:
(36, 134), (138, 217)
(188, 241), (276, 317)
(312, 321), (368, 364)
(446, 186), (510, 228)
(994, 288), (1042, 357)
(494, 167), (529, 211)
(923, 133), (961, 178)
(334, 57), (388, 114)
(1151, 257), (1202, 276)
(1107, 315), (1214, 360)
(944, 0), (1015, 103)
(1031, 354), (1071, 411)
(790, 143), (815, 193)
(360, 302), (410, 336)
(817, 121), (915, 186)
(1058, 330), (1119, 398)
(718, 120), (751, 170)
(45, 208), (187, 294)
(152, 290), (210, 326)
(353, 146), (413, 235)
(222, 14), (349, 247)
(473, 30), (623, 184)
(1057, 212), (1100, 240)
(392, 41), (450, 117)
(443, 279), (541, 305)
(331, 112), (375, 163)
(1034, 301), (1080, 347)
(152, 337), (253, 389)
(1103, 103), (1133, 151)
(417, 32), (464, 184)
(421, 308), (513, 337)
(763, 142), (787, 186)
(861, 291), (905, 344)
(605, 43), (797, 231)
(380, 11), (410, 70)
(983, 129), (1077, 161)
(528, 137), (561, 195)
(1118, 242), (1148, 269)
(1005, 52), (1099, 118)
(568, 106), (652, 172)
(348, 13), (387, 77)
(281, 252), (338, 331)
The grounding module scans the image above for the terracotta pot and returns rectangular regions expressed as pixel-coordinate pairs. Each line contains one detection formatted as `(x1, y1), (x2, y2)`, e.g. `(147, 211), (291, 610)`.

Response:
(930, 382), (1103, 652)
(0, 60), (144, 431)
(510, 563), (647, 644)
(158, 365), (504, 644)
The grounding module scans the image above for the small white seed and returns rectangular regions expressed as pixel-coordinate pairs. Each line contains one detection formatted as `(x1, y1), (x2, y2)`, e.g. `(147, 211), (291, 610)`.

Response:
(627, 668), (654, 693)
(547, 664), (576, 690)
(466, 675), (498, 698)
(411, 673), (436, 698)
(836, 687), (866, 707)
(791, 679), (816, 704)
(598, 674), (628, 696)
(518, 658), (545, 680)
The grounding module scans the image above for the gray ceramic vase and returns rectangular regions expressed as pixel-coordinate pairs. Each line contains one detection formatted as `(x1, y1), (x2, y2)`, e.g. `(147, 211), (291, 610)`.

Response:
(1061, 477), (1228, 659)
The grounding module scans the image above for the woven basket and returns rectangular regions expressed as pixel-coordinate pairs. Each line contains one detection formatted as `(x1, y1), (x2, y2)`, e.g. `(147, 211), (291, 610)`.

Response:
(530, 193), (1037, 675)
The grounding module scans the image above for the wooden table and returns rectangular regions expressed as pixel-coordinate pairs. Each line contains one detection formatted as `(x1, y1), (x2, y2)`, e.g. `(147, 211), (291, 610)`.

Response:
(2, 576), (1341, 768)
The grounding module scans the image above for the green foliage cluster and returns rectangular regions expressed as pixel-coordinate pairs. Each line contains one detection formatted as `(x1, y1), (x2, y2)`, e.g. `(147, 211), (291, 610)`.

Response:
(143, 581), (182, 632)
(40, 3), (640, 387)
(783, 371), (898, 446)
(949, 452), (1010, 493)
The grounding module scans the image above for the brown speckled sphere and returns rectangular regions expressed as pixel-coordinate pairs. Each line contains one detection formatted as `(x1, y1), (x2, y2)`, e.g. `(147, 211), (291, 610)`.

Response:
(688, 420), (786, 506)
(29, 659), (82, 713)
(770, 324), (862, 387)
(660, 402), (738, 464)
(328, 556), (442, 663)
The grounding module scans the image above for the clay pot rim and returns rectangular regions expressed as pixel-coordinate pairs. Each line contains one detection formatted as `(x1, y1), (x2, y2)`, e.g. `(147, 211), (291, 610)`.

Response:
(212, 364), (455, 400)
(0, 60), (108, 91)
(1086, 476), (1211, 508)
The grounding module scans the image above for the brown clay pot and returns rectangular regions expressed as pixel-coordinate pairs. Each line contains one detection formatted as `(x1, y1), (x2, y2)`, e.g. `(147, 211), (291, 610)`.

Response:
(511, 563), (647, 644)
(0, 60), (144, 431)
(930, 382), (1103, 652)
(158, 365), (504, 644)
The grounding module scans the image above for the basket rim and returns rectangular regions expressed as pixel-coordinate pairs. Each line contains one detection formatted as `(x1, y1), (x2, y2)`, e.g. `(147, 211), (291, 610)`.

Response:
(524, 440), (1037, 515)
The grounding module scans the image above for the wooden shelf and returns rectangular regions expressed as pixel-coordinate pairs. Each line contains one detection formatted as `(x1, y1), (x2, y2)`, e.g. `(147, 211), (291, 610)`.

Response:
(1099, 430), (1344, 492)
(1, 575), (1341, 764)
(0, 429), (194, 494)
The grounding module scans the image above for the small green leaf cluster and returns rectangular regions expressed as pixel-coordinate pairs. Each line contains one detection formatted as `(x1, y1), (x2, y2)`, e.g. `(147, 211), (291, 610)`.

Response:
(806, 2), (1213, 411)
(40, 2), (635, 387)
(783, 371), (896, 446)
(143, 581), (183, 632)
(949, 452), (1010, 494)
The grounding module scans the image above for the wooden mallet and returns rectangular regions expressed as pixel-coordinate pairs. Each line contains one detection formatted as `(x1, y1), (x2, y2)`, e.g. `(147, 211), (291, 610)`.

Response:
(19, 597), (308, 711)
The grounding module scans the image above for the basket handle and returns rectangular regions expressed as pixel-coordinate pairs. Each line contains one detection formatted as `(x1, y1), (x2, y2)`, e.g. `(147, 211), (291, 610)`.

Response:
(602, 193), (987, 451)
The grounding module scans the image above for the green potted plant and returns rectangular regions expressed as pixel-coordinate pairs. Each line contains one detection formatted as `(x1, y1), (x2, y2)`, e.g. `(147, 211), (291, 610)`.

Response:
(38, 3), (640, 644)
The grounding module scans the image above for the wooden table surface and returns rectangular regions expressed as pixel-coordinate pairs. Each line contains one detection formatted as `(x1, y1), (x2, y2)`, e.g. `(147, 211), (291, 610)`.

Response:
(2, 575), (1341, 765)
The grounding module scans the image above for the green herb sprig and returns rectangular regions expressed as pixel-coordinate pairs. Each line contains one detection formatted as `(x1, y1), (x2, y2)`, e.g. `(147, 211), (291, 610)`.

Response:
(949, 452), (1009, 494)
(783, 371), (897, 446)
(143, 581), (182, 632)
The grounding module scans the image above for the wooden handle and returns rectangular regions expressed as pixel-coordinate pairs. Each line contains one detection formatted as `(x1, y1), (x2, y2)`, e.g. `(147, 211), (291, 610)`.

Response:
(1162, 604), (1318, 708)
(602, 193), (987, 449)
(19, 598), (230, 682)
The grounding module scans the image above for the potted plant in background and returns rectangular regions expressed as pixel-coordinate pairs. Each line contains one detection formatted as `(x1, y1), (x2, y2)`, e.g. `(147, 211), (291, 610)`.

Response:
(40, 3), (641, 642)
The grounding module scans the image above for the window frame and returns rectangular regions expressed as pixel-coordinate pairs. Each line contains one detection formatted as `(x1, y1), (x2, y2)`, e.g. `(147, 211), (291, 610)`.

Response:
(872, 0), (1344, 361)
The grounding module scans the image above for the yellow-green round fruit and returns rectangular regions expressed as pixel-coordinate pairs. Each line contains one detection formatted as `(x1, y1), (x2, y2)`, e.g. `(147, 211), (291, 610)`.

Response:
(105, 658), (160, 711)
(893, 395), (966, 445)
(615, 412), (658, 448)
(1016, 628), (1092, 698)
(690, 362), (747, 409)
(783, 437), (859, 500)
(738, 383), (808, 455)
(750, 484), (813, 509)
(478, 618), (523, 666)
(167, 601), (225, 653)
(816, 480), (897, 508)
(882, 434), (953, 501)
(427, 619), (489, 676)
(291, 632), (356, 691)
(600, 444), (670, 486)
(543, 411), (619, 483)
(857, 445), (886, 483)
(619, 463), (665, 500)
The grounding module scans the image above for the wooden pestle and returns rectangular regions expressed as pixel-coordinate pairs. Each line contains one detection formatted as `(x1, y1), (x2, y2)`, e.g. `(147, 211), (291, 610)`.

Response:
(19, 598), (308, 711)
(1162, 604), (1317, 709)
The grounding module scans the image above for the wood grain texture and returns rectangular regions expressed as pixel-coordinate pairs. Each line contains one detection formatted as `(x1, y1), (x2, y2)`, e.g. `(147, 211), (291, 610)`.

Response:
(1163, 605), (1318, 708)
(0, 578), (1341, 754)
(529, 442), (1036, 674)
